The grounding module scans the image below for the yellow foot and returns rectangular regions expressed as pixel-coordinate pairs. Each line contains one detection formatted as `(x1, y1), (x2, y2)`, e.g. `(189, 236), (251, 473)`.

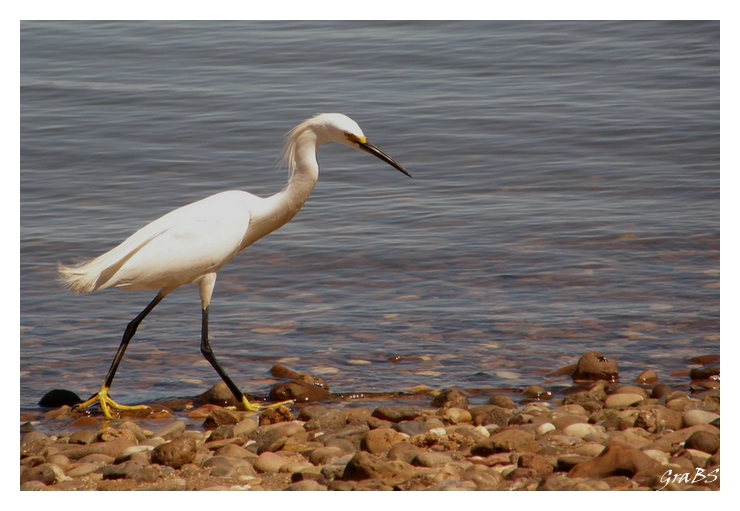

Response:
(76, 388), (151, 419)
(241, 396), (294, 412)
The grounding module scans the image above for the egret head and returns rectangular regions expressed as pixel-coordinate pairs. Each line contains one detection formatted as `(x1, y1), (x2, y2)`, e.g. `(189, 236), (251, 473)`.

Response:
(283, 113), (411, 178)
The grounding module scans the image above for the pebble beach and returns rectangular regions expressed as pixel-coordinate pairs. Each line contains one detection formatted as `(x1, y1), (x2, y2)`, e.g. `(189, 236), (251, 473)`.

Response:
(20, 352), (719, 491)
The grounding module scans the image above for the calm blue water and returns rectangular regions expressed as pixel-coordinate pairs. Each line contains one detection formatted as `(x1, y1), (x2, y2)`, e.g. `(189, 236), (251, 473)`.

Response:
(21, 21), (719, 414)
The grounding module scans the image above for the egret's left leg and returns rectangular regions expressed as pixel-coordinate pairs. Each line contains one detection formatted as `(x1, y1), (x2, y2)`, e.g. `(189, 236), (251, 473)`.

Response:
(77, 291), (167, 419)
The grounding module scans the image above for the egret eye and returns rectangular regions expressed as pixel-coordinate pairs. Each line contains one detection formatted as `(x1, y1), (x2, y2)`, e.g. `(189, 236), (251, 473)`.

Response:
(344, 132), (366, 144)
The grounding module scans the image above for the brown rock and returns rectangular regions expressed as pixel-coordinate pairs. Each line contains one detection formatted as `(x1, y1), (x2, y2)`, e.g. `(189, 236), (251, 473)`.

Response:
(572, 352), (618, 382)
(362, 428), (403, 456)
(568, 443), (659, 479)
(69, 430), (97, 445)
(518, 453), (554, 476)
(269, 380), (329, 403)
(285, 480), (327, 491)
(649, 425), (719, 454)
(215, 443), (255, 460)
(255, 432), (288, 454)
(651, 384), (672, 399)
(471, 429), (537, 455)
(551, 414), (588, 431)
(253, 451), (287, 473)
(342, 452), (416, 484)
(259, 405), (293, 426)
(431, 387), (469, 409)
(539, 473), (579, 490)
(634, 406), (682, 432)
(20, 432), (52, 458)
(480, 406), (513, 428)
(684, 430), (720, 454)
(20, 463), (63, 486)
(460, 465), (504, 490)
(411, 451), (453, 467)
(488, 395), (518, 409)
(298, 405), (330, 421)
(151, 436), (197, 469)
(387, 442), (424, 464)
(202, 456), (257, 478)
(308, 446), (345, 466)
(371, 405), (424, 423)
(563, 381), (608, 404)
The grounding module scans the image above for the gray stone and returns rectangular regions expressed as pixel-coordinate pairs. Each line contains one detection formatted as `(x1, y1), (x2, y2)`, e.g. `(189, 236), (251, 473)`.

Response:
(683, 409), (720, 427)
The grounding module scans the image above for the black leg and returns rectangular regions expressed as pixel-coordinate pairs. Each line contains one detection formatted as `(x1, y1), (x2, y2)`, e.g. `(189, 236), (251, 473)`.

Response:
(102, 291), (166, 389)
(199, 305), (246, 403)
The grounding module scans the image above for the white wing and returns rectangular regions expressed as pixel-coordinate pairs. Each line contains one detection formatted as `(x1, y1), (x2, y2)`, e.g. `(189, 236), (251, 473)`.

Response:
(60, 191), (256, 293)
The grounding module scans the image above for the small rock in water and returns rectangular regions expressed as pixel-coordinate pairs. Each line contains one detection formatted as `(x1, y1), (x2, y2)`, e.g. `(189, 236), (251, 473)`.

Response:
(572, 352), (619, 382)
(431, 387), (469, 409)
(38, 389), (82, 408)
(269, 380), (329, 403)
(635, 370), (657, 384)
(197, 382), (239, 406)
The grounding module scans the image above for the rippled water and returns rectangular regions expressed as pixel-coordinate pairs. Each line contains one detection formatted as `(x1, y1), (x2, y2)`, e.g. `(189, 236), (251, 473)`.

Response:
(21, 21), (719, 413)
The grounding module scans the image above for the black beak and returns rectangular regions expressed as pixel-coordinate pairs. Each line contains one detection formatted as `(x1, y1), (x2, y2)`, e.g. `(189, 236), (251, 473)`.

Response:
(357, 141), (412, 178)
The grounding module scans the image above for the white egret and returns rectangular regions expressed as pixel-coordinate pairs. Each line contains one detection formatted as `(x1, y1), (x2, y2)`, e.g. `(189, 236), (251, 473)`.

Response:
(59, 113), (411, 419)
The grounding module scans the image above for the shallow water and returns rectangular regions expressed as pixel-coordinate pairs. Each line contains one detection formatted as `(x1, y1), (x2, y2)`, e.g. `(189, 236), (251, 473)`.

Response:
(21, 21), (719, 413)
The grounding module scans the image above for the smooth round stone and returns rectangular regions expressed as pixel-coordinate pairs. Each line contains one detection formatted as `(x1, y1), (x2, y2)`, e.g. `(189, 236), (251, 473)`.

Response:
(563, 423), (596, 439)
(683, 409), (720, 427)
(604, 393), (644, 409)
(253, 452), (286, 473)
(444, 407), (472, 424)
(308, 446), (345, 466)
(536, 423), (556, 436)
(393, 420), (427, 436)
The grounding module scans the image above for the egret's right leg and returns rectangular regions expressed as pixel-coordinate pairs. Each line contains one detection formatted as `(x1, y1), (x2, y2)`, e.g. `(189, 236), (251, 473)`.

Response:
(197, 274), (293, 412)
(76, 291), (167, 419)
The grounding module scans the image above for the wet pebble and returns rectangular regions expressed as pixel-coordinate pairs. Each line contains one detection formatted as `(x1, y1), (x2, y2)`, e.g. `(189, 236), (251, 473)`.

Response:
(683, 409), (720, 427)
